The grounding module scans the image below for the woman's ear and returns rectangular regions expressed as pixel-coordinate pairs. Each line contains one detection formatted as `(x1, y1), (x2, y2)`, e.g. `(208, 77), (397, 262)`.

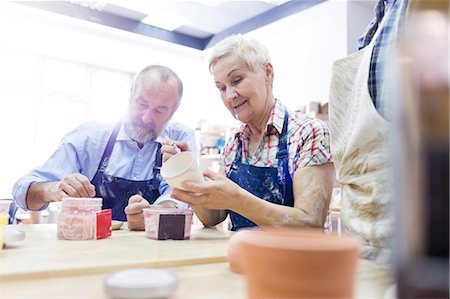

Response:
(264, 62), (274, 81)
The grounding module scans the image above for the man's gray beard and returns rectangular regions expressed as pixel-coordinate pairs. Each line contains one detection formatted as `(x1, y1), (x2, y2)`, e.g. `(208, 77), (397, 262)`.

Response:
(124, 121), (159, 144)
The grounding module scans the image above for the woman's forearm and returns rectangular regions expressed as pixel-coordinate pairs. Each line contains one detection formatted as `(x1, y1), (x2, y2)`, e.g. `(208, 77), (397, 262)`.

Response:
(192, 206), (227, 227)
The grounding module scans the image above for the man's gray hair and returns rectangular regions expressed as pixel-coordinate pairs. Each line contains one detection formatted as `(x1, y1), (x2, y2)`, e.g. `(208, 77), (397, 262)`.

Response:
(208, 34), (271, 73)
(131, 65), (183, 101)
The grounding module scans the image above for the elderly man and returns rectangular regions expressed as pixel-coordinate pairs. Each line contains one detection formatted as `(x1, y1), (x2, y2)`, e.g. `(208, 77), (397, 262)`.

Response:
(12, 65), (196, 229)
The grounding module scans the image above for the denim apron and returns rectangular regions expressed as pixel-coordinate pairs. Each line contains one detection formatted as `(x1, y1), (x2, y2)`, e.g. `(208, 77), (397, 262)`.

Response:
(91, 122), (162, 221)
(228, 111), (294, 231)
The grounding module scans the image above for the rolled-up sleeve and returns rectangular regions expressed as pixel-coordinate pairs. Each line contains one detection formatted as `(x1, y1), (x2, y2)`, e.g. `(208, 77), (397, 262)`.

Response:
(295, 119), (332, 169)
(12, 177), (34, 210)
(154, 185), (189, 209)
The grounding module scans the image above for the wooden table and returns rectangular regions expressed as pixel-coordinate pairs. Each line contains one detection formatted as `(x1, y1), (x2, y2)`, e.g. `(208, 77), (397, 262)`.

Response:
(1, 224), (232, 280)
(1, 224), (395, 298)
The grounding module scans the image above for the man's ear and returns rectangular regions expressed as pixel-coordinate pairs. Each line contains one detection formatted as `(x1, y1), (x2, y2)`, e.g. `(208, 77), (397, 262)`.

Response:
(171, 101), (181, 117)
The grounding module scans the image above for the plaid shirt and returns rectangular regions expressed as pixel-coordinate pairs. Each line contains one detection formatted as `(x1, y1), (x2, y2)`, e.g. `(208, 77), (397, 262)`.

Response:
(219, 100), (332, 176)
(357, 0), (408, 120)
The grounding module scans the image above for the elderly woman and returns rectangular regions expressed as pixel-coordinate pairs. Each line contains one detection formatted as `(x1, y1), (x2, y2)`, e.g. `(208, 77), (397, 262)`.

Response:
(127, 35), (334, 231)
(161, 35), (334, 231)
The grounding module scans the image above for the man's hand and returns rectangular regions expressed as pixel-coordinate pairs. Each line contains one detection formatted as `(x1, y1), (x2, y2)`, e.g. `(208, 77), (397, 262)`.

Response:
(26, 173), (96, 211)
(125, 195), (178, 231)
(49, 173), (96, 202)
(161, 139), (191, 162)
(125, 195), (151, 231)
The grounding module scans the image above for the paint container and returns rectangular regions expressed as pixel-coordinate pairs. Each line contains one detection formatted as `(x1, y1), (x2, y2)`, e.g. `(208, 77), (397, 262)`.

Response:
(47, 201), (62, 224)
(57, 197), (112, 240)
(0, 200), (11, 218)
(0, 214), (7, 248)
(104, 269), (178, 299)
(143, 208), (193, 240)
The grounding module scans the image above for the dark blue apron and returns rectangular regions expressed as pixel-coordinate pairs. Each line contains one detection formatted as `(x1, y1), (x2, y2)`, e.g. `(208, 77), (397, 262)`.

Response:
(91, 122), (162, 221)
(228, 111), (294, 231)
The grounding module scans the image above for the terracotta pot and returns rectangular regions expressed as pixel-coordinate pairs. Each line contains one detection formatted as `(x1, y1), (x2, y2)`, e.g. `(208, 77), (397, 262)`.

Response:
(240, 228), (359, 299)
(227, 228), (263, 273)
(227, 227), (315, 274)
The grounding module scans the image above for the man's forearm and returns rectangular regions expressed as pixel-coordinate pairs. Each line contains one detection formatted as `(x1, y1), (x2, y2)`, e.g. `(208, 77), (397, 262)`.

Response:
(26, 181), (56, 211)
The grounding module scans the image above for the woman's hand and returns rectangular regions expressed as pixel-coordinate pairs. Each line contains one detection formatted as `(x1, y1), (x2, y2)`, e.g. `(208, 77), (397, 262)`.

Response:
(170, 169), (241, 210)
(160, 138), (191, 162)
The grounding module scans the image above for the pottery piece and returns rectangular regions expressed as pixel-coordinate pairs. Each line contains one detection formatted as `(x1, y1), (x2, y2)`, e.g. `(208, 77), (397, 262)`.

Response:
(240, 228), (359, 299)
(111, 220), (124, 230)
(160, 151), (204, 190)
(227, 228), (264, 274)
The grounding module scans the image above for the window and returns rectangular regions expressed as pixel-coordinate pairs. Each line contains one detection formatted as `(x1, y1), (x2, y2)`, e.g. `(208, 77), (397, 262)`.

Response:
(0, 49), (133, 198)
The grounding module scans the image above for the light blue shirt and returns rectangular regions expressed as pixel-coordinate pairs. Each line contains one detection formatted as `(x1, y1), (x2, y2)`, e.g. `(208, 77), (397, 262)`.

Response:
(12, 121), (197, 210)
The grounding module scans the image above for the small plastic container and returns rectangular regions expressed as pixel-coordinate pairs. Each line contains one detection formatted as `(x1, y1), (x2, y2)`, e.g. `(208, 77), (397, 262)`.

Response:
(47, 201), (62, 224)
(143, 208), (193, 240)
(57, 197), (110, 240)
(0, 214), (8, 247)
(0, 200), (12, 217)
(104, 269), (178, 299)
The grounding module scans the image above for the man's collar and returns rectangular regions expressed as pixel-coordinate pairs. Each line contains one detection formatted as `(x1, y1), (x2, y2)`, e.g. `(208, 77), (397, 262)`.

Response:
(117, 124), (132, 141)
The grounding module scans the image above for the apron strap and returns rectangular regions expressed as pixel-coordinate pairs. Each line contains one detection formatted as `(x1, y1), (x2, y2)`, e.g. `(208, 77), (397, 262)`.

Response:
(276, 111), (293, 207)
(276, 111), (290, 160)
(231, 138), (244, 172)
(97, 121), (122, 174)
(276, 111), (291, 193)
(234, 141), (243, 164)
(151, 143), (163, 190)
(233, 110), (290, 164)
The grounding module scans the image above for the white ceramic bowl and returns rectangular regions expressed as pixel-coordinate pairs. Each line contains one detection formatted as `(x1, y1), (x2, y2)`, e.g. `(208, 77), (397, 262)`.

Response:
(160, 152), (204, 190)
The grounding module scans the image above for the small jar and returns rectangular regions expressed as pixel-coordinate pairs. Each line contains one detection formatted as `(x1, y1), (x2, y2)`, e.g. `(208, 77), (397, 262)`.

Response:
(57, 197), (102, 240)
(47, 201), (62, 224)
(0, 214), (8, 247)
(0, 200), (11, 218)
(143, 208), (193, 240)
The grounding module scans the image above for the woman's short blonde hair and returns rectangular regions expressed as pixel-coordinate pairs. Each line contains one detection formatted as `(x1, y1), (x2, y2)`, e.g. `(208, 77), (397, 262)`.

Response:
(208, 34), (271, 73)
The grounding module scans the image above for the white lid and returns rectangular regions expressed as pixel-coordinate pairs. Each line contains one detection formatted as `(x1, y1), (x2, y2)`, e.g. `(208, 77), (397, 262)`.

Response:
(104, 269), (178, 299)
(61, 197), (102, 207)
(143, 207), (193, 216)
